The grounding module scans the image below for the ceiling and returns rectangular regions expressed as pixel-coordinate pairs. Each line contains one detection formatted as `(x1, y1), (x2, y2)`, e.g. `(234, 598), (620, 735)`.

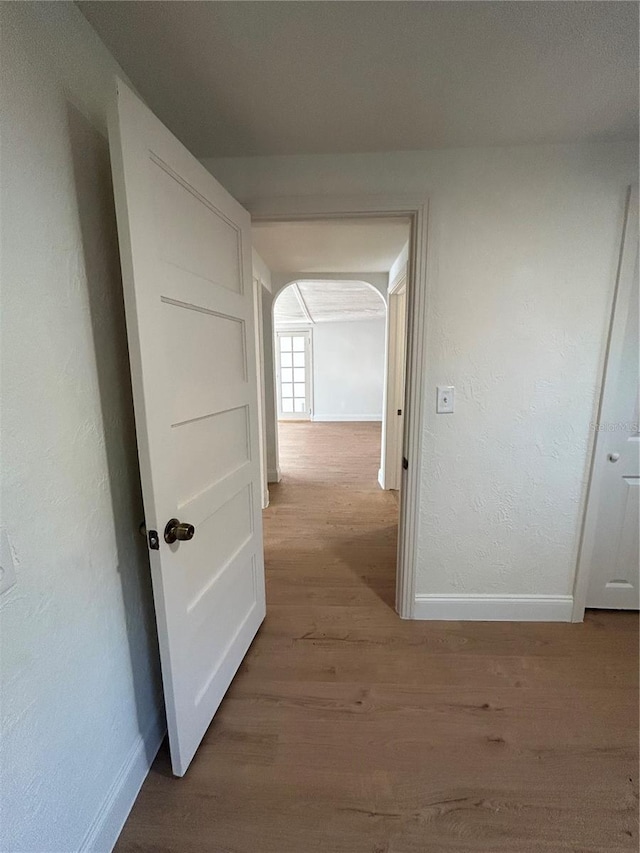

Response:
(79, 2), (638, 158)
(274, 280), (385, 326)
(252, 218), (410, 273)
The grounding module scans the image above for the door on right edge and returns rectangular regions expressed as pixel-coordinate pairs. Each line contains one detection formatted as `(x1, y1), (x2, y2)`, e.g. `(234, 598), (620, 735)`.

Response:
(585, 188), (639, 610)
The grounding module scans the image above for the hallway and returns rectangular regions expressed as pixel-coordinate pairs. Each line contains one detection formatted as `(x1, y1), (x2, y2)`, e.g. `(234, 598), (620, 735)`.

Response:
(268, 421), (398, 611)
(116, 423), (638, 852)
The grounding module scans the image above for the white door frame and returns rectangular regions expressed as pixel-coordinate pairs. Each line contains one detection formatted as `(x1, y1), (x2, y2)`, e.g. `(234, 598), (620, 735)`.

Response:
(380, 270), (408, 491)
(275, 328), (314, 420)
(572, 184), (639, 622)
(250, 195), (429, 619)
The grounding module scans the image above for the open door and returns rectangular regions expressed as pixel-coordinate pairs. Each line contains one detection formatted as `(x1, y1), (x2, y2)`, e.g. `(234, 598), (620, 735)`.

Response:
(582, 186), (639, 611)
(380, 274), (408, 490)
(109, 80), (266, 776)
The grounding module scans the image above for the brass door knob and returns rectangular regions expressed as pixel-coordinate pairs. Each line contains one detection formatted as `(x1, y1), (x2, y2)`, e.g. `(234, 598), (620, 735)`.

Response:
(164, 518), (195, 544)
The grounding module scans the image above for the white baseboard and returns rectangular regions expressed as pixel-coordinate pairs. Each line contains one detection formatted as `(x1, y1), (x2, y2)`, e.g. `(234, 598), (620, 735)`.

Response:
(78, 713), (165, 853)
(311, 414), (382, 422)
(267, 468), (281, 484)
(413, 594), (574, 622)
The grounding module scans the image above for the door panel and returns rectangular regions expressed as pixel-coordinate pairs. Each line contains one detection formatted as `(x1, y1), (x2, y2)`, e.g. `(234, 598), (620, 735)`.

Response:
(173, 407), (250, 507)
(109, 80), (266, 775)
(162, 300), (247, 421)
(153, 157), (242, 293)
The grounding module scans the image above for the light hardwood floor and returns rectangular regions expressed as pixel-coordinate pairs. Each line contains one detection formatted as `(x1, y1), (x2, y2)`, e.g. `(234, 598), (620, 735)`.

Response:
(116, 422), (639, 852)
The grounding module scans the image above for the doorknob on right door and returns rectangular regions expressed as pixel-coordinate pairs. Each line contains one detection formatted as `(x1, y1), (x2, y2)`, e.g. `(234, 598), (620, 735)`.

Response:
(608, 452), (620, 462)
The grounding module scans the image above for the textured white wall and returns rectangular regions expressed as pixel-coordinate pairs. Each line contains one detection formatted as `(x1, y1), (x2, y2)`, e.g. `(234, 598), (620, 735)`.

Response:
(205, 141), (638, 599)
(1, 5), (163, 851)
(311, 320), (386, 420)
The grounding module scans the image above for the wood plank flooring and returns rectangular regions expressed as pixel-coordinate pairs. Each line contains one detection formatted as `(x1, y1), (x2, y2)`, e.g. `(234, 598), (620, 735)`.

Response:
(116, 422), (639, 852)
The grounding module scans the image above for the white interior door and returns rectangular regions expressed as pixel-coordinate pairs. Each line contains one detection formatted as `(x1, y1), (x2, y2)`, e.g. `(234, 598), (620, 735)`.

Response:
(252, 277), (269, 508)
(393, 288), (408, 490)
(276, 330), (312, 420)
(583, 187), (639, 610)
(109, 80), (266, 776)
(380, 279), (408, 490)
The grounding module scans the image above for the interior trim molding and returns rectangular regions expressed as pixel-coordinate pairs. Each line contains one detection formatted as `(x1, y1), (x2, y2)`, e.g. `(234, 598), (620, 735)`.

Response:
(311, 414), (382, 422)
(78, 714), (165, 853)
(267, 468), (281, 483)
(413, 594), (574, 622)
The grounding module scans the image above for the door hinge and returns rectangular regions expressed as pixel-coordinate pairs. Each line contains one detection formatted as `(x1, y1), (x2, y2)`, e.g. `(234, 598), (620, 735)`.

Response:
(402, 456), (408, 470)
(397, 408), (402, 416)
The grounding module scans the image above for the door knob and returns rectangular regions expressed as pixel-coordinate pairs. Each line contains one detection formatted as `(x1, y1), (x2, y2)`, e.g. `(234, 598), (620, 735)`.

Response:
(164, 518), (195, 544)
(608, 452), (620, 463)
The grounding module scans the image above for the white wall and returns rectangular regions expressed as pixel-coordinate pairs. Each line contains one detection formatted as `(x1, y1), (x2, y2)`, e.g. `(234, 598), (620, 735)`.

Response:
(1, 5), (163, 851)
(310, 320), (386, 421)
(205, 141), (638, 608)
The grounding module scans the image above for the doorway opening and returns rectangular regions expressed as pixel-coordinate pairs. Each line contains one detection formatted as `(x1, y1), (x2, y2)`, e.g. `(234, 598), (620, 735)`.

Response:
(252, 215), (414, 614)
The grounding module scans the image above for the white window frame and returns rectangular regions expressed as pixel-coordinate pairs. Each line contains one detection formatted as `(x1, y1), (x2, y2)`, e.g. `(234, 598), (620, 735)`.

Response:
(276, 329), (313, 421)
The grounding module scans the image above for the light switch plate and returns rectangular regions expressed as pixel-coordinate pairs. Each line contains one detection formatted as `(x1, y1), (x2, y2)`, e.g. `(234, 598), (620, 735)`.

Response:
(0, 528), (17, 596)
(436, 385), (455, 413)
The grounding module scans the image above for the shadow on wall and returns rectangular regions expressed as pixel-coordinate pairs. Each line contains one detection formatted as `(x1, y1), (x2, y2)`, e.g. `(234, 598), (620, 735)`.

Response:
(67, 103), (164, 761)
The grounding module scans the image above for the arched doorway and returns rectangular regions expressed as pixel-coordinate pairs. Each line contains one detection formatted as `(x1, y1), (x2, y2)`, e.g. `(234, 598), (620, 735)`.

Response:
(272, 279), (387, 426)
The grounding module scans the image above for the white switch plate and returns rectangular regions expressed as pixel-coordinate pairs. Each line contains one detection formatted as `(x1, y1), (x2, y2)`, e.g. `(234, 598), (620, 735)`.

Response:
(436, 385), (455, 413)
(0, 528), (17, 596)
